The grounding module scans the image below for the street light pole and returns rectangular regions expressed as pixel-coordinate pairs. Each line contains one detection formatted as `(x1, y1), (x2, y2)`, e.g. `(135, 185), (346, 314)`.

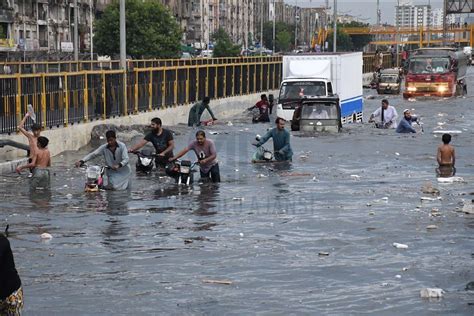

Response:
(295, 1), (298, 49)
(333, 0), (337, 52)
(119, 0), (127, 114)
(272, 0), (276, 53)
(90, 0), (93, 60)
(443, 0), (448, 45)
(396, 0), (400, 67)
(74, 0), (79, 61)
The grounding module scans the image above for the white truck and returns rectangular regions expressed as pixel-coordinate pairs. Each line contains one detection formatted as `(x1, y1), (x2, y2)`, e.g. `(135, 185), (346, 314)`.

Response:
(276, 52), (363, 124)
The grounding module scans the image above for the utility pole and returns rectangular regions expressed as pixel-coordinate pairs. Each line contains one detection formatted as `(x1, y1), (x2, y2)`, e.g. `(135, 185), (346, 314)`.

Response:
(74, 0), (79, 61)
(396, 0), (400, 67)
(119, 0), (127, 114)
(295, 0), (298, 49)
(260, 1), (264, 51)
(90, 0), (93, 60)
(443, 0), (448, 45)
(376, 0), (380, 50)
(272, 0), (276, 53)
(333, 0), (337, 52)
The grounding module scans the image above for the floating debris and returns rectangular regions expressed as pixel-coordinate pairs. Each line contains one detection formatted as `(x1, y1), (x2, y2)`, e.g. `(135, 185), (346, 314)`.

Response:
(426, 225), (438, 230)
(420, 288), (444, 298)
(202, 279), (233, 285)
(393, 242), (408, 249)
(40, 233), (53, 240)
(318, 252), (330, 256)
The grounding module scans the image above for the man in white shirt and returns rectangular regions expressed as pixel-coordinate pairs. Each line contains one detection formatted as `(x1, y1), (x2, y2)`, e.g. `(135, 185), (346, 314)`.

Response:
(368, 99), (398, 129)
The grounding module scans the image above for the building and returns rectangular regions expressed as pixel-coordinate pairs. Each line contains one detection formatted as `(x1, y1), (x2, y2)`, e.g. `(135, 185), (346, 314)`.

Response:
(395, 2), (432, 29)
(0, 0), (93, 53)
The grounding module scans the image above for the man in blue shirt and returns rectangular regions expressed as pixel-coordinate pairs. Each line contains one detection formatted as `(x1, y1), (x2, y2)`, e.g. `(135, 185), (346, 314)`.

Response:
(396, 109), (418, 133)
(255, 117), (293, 161)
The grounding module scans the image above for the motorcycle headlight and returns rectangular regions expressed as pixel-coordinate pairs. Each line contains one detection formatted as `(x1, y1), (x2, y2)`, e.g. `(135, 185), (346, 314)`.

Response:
(141, 157), (153, 166)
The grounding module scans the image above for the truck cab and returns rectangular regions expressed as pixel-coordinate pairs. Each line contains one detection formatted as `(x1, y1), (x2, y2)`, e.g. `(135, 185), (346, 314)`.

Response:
(275, 53), (363, 125)
(276, 78), (332, 121)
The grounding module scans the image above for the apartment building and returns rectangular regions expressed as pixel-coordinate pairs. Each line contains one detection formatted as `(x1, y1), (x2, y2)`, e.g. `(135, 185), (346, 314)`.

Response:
(0, 0), (93, 52)
(395, 2), (432, 29)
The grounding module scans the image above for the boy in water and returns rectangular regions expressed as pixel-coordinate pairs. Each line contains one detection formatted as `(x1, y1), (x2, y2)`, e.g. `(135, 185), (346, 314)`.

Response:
(16, 136), (51, 188)
(437, 133), (456, 177)
(18, 113), (42, 177)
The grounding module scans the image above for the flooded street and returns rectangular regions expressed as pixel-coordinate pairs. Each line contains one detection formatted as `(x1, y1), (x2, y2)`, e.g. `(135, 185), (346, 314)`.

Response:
(2, 70), (474, 314)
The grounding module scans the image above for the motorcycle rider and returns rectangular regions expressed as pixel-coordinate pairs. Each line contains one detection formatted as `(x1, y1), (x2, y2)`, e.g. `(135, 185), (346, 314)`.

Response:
(169, 130), (220, 183)
(75, 130), (131, 190)
(249, 94), (270, 123)
(128, 117), (174, 168)
(254, 117), (293, 161)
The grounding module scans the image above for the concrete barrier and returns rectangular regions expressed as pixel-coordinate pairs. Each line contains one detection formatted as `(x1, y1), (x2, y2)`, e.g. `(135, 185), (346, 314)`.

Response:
(0, 91), (277, 165)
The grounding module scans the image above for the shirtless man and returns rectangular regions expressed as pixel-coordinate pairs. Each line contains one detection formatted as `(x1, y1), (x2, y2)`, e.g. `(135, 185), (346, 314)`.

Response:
(437, 133), (455, 177)
(18, 113), (42, 175)
(16, 136), (51, 188)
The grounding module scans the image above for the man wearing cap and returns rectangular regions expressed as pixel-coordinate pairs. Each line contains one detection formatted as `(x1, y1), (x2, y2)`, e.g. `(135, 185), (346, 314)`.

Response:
(396, 109), (418, 133)
(368, 99), (398, 129)
(188, 96), (217, 127)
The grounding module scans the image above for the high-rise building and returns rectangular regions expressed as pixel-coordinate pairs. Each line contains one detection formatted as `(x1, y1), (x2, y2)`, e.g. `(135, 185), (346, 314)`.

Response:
(395, 2), (431, 29)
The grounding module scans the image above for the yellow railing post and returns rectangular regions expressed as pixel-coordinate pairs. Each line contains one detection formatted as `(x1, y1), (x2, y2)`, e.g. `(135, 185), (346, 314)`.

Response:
(148, 70), (153, 111)
(419, 28), (423, 48)
(174, 68), (178, 105)
(134, 70), (139, 113)
(239, 65), (243, 95)
(214, 66), (218, 98)
(205, 65), (209, 97)
(84, 73), (89, 122)
(64, 74), (69, 127)
(162, 69), (166, 107)
(15, 75), (21, 129)
(186, 67), (190, 103)
(471, 25), (474, 47)
(232, 65), (235, 96)
(123, 69), (128, 116)
(101, 72), (107, 120)
(196, 66), (200, 100)
(223, 66), (226, 98)
(41, 74), (46, 128)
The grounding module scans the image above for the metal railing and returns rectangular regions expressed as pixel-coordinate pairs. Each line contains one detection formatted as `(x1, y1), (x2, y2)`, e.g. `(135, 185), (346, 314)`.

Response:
(0, 54), (389, 135)
(0, 60), (282, 134)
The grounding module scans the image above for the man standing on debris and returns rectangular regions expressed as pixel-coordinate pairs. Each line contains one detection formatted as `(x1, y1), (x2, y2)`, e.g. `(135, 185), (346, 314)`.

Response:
(369, 99), (398, 129)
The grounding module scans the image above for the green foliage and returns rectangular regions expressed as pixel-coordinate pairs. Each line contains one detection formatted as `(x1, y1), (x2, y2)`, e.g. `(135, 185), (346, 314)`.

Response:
(327, 25), (354, 52)
(343, 21), (373, 51)
(276, 31), (292, 52)
(262, 22), (295, 52)
(94, 0), (181, 59)
(212, 28), (241, 57)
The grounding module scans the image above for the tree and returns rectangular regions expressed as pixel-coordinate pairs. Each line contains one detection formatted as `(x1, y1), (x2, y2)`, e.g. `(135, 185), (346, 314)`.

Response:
(344, 21), (373, 51)
(262, 21), (295, 52)
(276, 31), (292, 52)
(212, 28), (241, 57)
(94, 0), (181, 59)
(327, 26), (353, 52)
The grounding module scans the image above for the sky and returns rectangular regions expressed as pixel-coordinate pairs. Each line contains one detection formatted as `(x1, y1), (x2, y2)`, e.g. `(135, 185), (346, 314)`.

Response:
(284, 0), (445, 24)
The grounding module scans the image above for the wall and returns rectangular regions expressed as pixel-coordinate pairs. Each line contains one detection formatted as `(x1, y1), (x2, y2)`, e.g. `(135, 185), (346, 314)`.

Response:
(0, 91), (276, 173)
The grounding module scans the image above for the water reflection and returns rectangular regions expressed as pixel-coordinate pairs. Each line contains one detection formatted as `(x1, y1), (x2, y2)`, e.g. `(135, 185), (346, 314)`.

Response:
(436, 166), (456, 177)
(29, 188), (52, 210)
(193, 183), (219, 216)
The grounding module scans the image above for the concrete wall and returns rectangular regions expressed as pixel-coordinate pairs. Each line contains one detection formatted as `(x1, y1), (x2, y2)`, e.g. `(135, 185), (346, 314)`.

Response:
(0, 91), (277, 170)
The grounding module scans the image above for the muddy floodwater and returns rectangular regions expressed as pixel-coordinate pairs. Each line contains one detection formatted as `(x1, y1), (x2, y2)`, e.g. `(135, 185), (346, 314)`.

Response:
(2, 70), (474, 315)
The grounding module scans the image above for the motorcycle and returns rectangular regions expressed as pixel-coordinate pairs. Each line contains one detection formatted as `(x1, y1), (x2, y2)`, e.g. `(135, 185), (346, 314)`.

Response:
(251, 135), (274, 163)
(81, 163), (107, 192)
(165, 159), (198, 185)
(133, 149), (155, 174)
